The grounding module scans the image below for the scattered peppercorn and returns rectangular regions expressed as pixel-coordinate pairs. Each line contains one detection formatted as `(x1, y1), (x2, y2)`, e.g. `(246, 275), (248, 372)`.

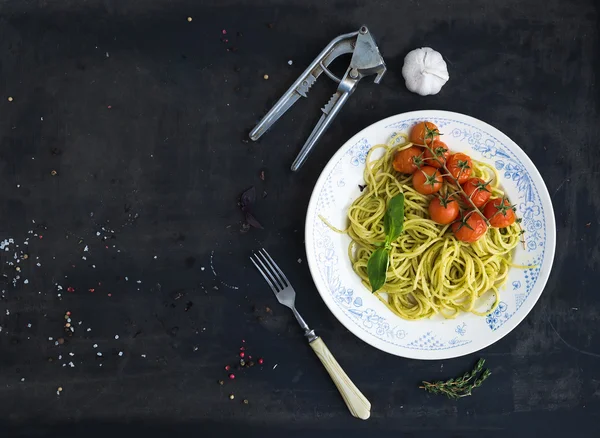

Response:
(50, 170), (57, 176)
(263, 74), (269, 80)
(258, 358), (264, 365)
(225, 365), (231, 371)
(218, 380), (224, 385)
(239, 359), (246, 367)
(229, 394), (235, 400)
(239, 352), (245, 358)
(187, 17), (192, 22)
(248, 361), (255, 367)
(243, 399), (249, 404)
(228, 373), (235, 380)
(23, 254), (29, 260)
(7, 96), (13, 102)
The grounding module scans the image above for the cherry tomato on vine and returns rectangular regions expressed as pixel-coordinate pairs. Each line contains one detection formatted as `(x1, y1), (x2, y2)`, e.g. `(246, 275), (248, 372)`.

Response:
(446, 153), (473, 184)
(451, 211), (488, 243)
(483, 198), (516, 228)
(413, 166), (443, 195)
(392, 146), (423, 174)
(409, 121), (439, 145)
(461, 178), (491, 208)
(429, 195), (460, 224)
(424, 140), (450, 169)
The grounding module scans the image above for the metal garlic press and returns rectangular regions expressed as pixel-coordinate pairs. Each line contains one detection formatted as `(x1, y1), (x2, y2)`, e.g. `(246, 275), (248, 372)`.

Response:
(249, 25), (387, 171)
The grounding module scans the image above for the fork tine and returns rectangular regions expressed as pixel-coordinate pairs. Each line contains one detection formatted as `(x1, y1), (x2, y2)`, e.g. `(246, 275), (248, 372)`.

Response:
(257, 249), (288, 289)
(251, 252), (284, 292)
(250, 256), (279, 294)
(259, 248), (291, 287)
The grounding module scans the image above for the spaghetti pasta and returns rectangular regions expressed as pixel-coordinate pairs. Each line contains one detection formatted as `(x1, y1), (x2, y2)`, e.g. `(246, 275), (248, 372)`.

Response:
(347, 133), (522, 320)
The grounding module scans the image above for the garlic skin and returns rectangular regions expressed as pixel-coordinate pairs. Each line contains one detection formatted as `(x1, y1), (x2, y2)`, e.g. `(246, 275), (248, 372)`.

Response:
(402, 47), (449, 96)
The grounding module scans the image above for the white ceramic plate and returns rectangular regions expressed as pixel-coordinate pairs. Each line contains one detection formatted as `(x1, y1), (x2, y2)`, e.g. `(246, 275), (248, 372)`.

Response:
(305, 110), (556, 360)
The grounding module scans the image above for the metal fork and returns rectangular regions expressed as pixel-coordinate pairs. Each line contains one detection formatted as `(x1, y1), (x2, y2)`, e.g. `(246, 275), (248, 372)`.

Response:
(250, 248), (371, 420)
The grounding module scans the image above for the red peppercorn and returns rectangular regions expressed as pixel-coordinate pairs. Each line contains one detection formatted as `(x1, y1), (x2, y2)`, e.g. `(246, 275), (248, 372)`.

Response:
(225, 365), (231, 371)
(67, 287), (75, 293)
(228, 373), (235, 380)
(239, 352), (245, 358)
(257, 358), (264, 365)
(240, 346), (245, 351)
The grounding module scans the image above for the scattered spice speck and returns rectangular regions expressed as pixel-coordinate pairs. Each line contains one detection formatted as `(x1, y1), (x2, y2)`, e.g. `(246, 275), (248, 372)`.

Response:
(229, 394), (235, 400)
(50, 170), (57, 176)
(118, 351), (123, 357)
(8, 96), (14, 102)
(288, 60), (293, 65)
(273, 364), (278, 370)
(187, 16), (192, 22)
(263, 74), (269, 80)
(243, 399), (249, 405)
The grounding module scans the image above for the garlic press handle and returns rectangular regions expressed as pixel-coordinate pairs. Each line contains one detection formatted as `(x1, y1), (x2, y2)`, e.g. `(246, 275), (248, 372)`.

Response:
(291, 90), (351, 172)
(249, 31), (359, 142)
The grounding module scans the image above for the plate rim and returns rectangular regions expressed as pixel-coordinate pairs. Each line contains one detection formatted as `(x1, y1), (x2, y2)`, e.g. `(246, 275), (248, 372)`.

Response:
(304, 109), (556, 360)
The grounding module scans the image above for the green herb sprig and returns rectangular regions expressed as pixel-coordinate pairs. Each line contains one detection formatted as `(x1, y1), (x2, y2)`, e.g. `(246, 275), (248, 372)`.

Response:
(367, 193), (405, 292)
(420, 358), (491, 399)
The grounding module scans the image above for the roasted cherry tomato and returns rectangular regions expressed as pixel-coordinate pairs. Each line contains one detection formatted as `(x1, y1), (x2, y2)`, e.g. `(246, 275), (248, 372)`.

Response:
(429, 195), (460, 225)
(392, 146), (423, 174)
(461, 178), (491, 208)
(446, 153), (473, 184)
(483, 198), (516, 228)
(451, 211), (488, 243)
(413, 166), (443, 195)
(424, 140), (450, 168)
(409, 121), (439, 145)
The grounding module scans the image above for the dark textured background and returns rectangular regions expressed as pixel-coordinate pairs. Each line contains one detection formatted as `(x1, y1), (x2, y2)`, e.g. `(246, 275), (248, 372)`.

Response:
(0, 0), (599, 436)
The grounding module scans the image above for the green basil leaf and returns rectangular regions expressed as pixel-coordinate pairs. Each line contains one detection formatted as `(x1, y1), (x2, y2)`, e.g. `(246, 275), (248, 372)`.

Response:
(367, 247), (389, 293)
(384, 193), (405, 245)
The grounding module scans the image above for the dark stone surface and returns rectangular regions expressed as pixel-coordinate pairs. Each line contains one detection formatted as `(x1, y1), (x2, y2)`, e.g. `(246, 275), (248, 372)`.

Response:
(0, 0), (599, 436)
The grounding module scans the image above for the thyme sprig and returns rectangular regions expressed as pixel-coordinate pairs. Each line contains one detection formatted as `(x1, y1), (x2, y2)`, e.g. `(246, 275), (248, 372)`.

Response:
(420, 358), (491, 399)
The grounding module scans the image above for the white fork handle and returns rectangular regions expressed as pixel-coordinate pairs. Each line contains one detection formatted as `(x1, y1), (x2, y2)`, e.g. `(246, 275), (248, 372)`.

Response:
(309, 337), (371, 420)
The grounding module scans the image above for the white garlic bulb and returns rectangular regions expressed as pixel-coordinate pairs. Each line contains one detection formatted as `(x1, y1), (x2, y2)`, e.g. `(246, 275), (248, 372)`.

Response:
(402, 47), (449, 96)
